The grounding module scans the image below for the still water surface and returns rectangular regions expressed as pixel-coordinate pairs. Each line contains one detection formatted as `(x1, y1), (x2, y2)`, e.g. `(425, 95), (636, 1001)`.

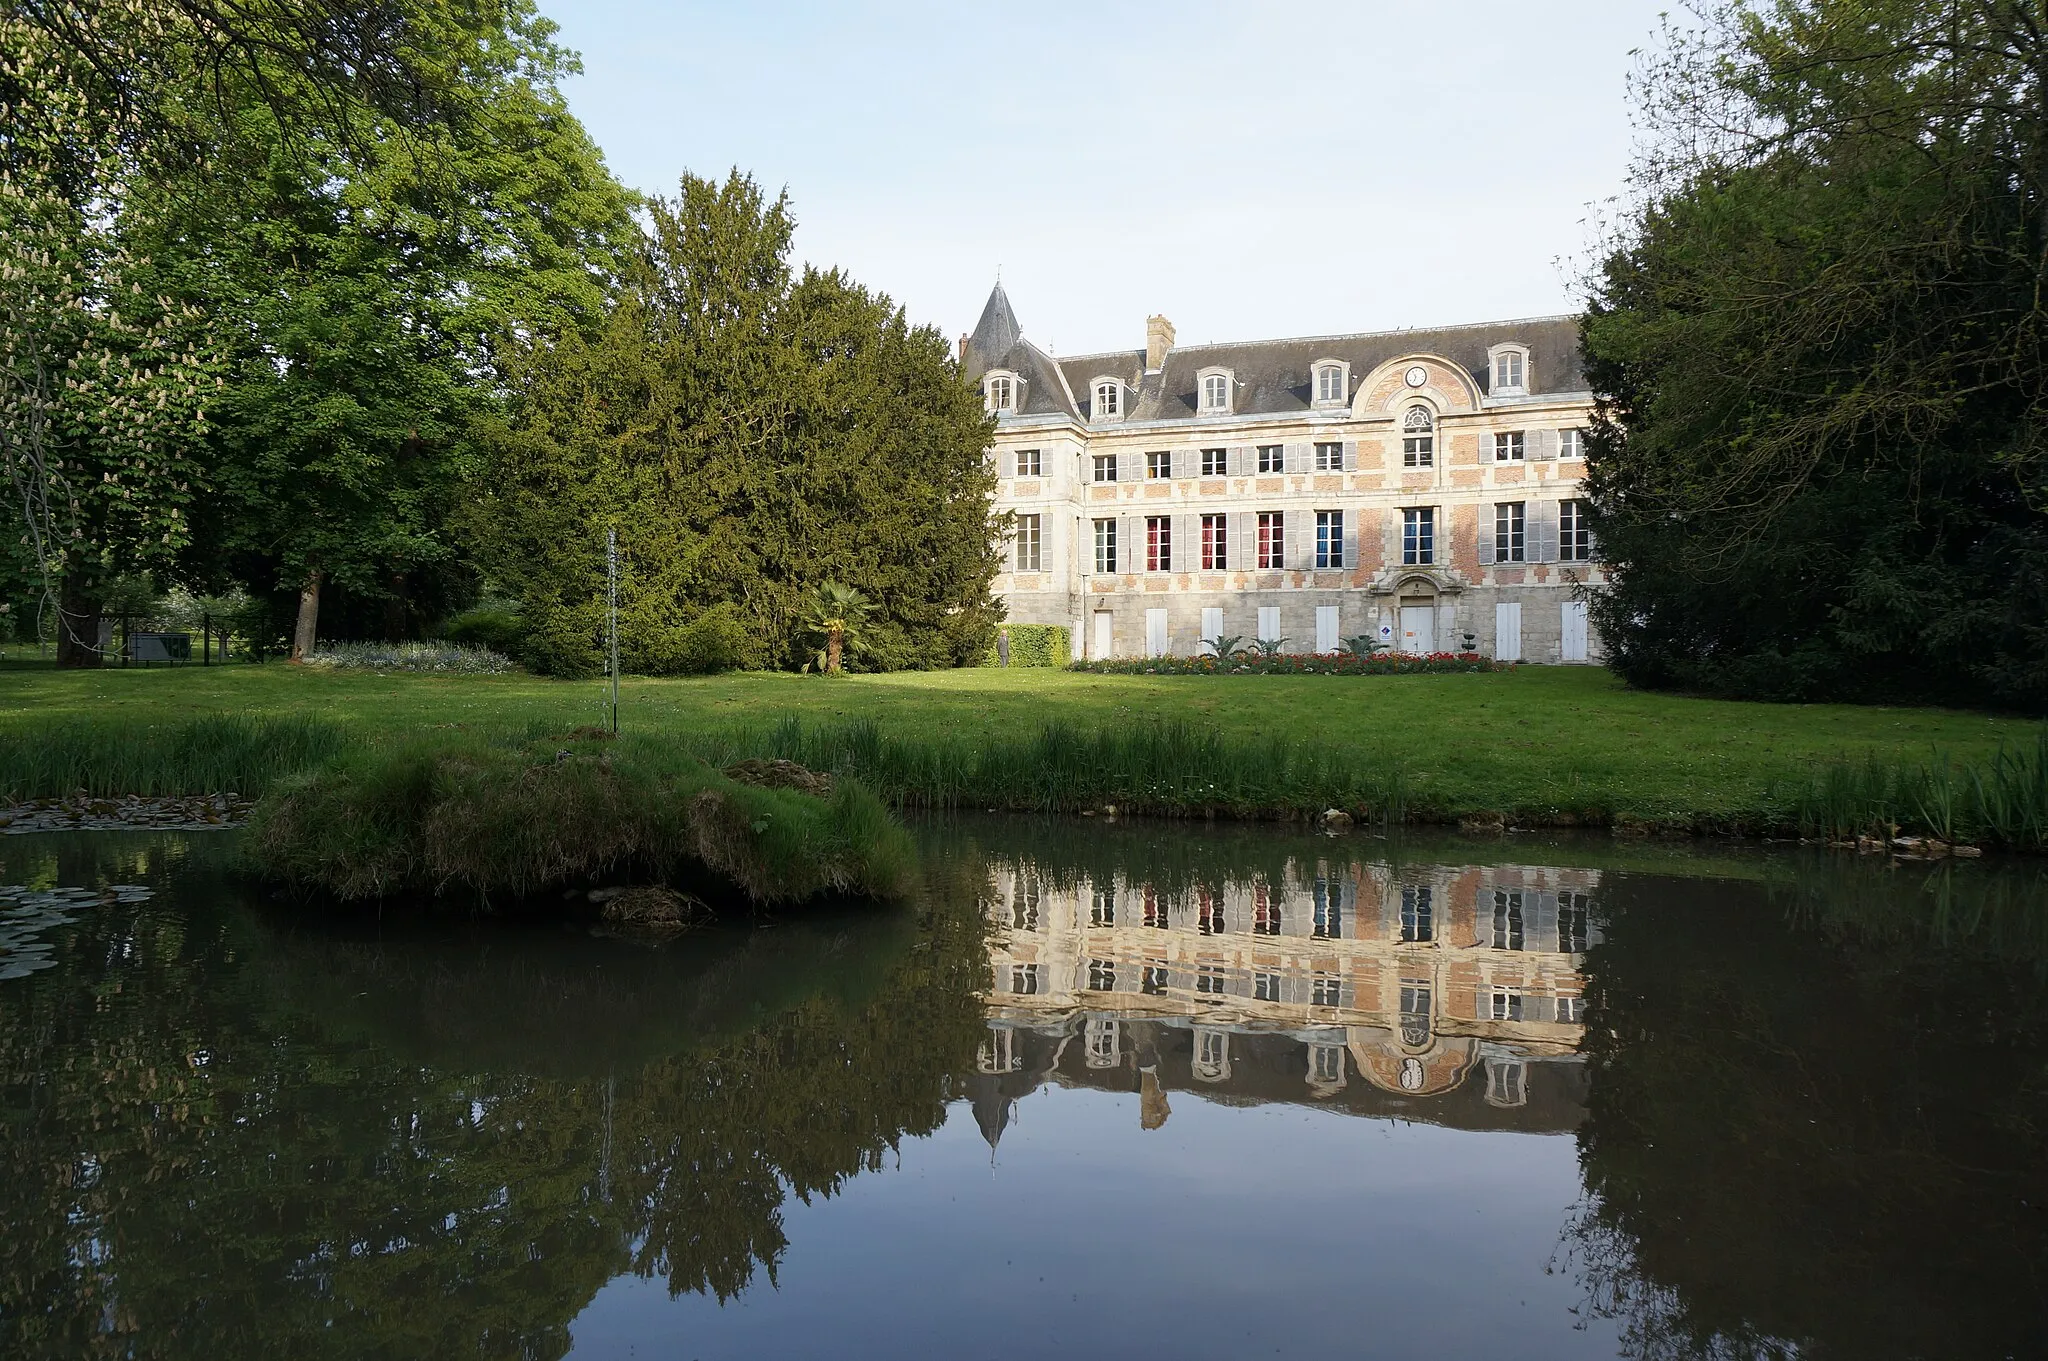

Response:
(2, 821), (2045, 1359)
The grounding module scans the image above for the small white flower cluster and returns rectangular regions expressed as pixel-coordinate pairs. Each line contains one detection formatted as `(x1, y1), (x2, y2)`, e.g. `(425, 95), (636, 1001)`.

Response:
(305, 641), (512, 675)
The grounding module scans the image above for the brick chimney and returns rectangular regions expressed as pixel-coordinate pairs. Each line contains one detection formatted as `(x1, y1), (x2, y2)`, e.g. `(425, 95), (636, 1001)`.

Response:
(1145, 314), (1176, 373)
(959, 332), (970, 364)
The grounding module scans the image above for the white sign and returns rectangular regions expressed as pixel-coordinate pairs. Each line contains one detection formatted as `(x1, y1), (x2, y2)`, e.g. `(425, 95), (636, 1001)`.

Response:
(1378, 623), (1393, 640)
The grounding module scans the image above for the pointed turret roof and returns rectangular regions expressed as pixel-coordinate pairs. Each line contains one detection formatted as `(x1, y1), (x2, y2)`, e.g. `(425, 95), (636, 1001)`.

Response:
(961, 282), (1021, 380)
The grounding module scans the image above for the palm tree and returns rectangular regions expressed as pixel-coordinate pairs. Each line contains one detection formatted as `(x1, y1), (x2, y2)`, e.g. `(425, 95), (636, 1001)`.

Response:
(804, 580), (876, 675)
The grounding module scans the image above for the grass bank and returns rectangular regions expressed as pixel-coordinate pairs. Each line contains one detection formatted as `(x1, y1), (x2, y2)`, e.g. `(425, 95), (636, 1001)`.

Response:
(248, 730), (915, 906)
(3, 662), (2042, 844)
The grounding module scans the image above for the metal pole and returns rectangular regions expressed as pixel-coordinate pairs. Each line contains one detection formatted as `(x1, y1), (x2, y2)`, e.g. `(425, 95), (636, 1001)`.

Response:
(606, 527), (620, 735)
(202, 611), (211, 666)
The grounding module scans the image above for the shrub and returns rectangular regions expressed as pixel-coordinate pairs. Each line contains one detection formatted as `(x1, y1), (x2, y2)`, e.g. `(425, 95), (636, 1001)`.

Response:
(981, 624), (1069, 668)
(305, 641), (513, 674)
(443, 605), (527, 655)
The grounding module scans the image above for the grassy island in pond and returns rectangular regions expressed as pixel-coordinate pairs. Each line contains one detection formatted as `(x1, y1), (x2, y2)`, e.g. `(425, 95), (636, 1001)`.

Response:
(3, 662), (2043, 847)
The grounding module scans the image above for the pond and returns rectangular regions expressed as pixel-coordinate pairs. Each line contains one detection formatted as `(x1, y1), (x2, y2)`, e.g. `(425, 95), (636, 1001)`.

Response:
(2, 820), (2045, 1359)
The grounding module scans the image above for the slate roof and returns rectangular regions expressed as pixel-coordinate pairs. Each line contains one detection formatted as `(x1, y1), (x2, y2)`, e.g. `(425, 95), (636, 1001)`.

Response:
(961, 283), (1586, 425)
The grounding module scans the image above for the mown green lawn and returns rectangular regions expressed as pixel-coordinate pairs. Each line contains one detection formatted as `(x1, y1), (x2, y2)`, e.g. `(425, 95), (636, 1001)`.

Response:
(3, 660), (2037, 821)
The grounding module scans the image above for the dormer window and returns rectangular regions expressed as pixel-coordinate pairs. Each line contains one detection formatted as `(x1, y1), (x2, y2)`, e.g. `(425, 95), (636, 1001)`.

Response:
(986, 374), (1013, 412)
(1313, 361), (1349, 406)
(1197, 367), (1234, 414)
(1489, 344), (1529, 394)
(1092, 378), (1124, 421)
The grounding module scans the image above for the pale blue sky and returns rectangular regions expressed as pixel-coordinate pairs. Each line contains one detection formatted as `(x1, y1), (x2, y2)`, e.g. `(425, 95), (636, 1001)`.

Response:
(548, 1), (1664, 357)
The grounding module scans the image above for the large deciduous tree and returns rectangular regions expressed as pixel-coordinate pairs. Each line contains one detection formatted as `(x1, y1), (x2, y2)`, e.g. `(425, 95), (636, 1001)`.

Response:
(0, 12), (215, 664)
(464, 171), (1003, 677)
(144, 2), (635, 659)
(1581, 0), (2048, 710)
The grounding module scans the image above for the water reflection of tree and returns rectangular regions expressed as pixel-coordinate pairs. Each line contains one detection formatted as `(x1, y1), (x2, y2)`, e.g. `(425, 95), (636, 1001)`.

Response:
(1563, 869), (2048, 1360)
(0, 841), (989, 1359)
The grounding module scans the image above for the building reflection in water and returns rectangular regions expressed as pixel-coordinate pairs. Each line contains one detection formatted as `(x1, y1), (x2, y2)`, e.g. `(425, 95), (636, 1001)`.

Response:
(972, 856), (1596, 1146)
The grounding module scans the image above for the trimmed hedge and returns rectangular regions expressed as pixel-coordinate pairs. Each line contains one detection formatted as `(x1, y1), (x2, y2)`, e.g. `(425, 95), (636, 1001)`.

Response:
(980, 624), (1069, 668)
(1068, 651), (1507, 676)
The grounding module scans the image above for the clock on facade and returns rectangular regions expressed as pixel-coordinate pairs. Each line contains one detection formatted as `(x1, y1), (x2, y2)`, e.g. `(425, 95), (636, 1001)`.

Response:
(1404, 365), (1428, 388)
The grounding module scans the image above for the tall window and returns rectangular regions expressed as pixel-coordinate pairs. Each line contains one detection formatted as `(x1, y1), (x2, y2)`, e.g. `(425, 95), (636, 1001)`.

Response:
(1142, 962), (1169, 994)
(1558, 427), (1584, 459)
(1257, 444), (1284, 473)
(1088, 959), (1116, 991)
(1146, 516), (1171, 572)
(1093, 518), (1118, 573)
(1492, 431), (1525, 463)
(1257, 511), (1284, 569)
(1400, 885), (1434, 942)
(1200, 513), (1228, 570)
(1561, 499), (1593, 561)
(1493, 502), (1525, 563)
(1314, 441), (1343, 472)
(1491, 889), (1525, 951)
(1198, 889), (1225, 935)
(1146, 449), (1171, 479)
(1202, 374), (1229, 410)
(1091, 884), (1116, 927)
(1011, 876), (1039, 930)
(1200, 447), (1227, 476)
(1254, 972), (1282, 1002)
(1490, 988), (1524, 1022)
(1011, 963), (1040, 995)
(1095, 381), (1120, 417)
(1252, 886), (1281, 935)
(987, 375), (1012, 411)
(1143, 885), (1168, 928)
(1558, 891), (1592, 953)
(1093, 453), (1118, 482)
(1311, 973), (1345, 1008)
(1014, 447), (1042, 477)
(1311, 878), (1342, 939)
(1311, 1043), (1344, 1083)
(1314, 510), (1344, 569)
(1196, 965), (1227, 995)
(1402, 507), (1435, 565)
(1317, 365), (1344, 403)
(1402, 407), (1434, 467)
(1014, 514), (1042, 571)
(1494, 350), (1525, 390)
(1398, 981), (1431, 1047)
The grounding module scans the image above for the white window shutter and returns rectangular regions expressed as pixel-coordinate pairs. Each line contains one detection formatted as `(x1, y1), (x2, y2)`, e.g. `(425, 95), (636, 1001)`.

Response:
(1532, 501), (1560, 562)
(1229, 445), (1247, 477)
(1176, 512), (1195, 571)
(1530, 428), (1557, 461)
(1118, 450), (1137, 483)
(1286, 508), (1307, 569)
(1232, 510), (1251, 572)
(1124, 515), (1140, 571)
(1342, 440), (1357, 472)
(1478, 507), (1496, 566)
(1341, 510), (1358, 571)
(1285, 442), (1308, 474)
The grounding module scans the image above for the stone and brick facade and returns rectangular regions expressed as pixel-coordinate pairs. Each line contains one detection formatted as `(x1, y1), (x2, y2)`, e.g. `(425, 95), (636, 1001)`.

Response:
(962, 285), (1606, 663)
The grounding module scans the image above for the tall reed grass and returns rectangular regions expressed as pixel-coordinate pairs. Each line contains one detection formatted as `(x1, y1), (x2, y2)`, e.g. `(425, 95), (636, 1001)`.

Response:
(1786, 734), (2048, 850)
(0, 714), (355, 800)
(676, 716), (1420, 822)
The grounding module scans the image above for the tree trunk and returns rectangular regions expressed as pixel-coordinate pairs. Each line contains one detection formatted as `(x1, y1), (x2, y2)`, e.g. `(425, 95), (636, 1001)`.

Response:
(826, 628), (843, 675)
(54, 574), (102, 669)
(291, 569), (324, 663)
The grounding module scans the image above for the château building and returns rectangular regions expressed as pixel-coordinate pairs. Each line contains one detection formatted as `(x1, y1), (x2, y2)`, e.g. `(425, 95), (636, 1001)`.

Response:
(961, 284), (1605, 662)
(972, 852), (1596, 1143)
